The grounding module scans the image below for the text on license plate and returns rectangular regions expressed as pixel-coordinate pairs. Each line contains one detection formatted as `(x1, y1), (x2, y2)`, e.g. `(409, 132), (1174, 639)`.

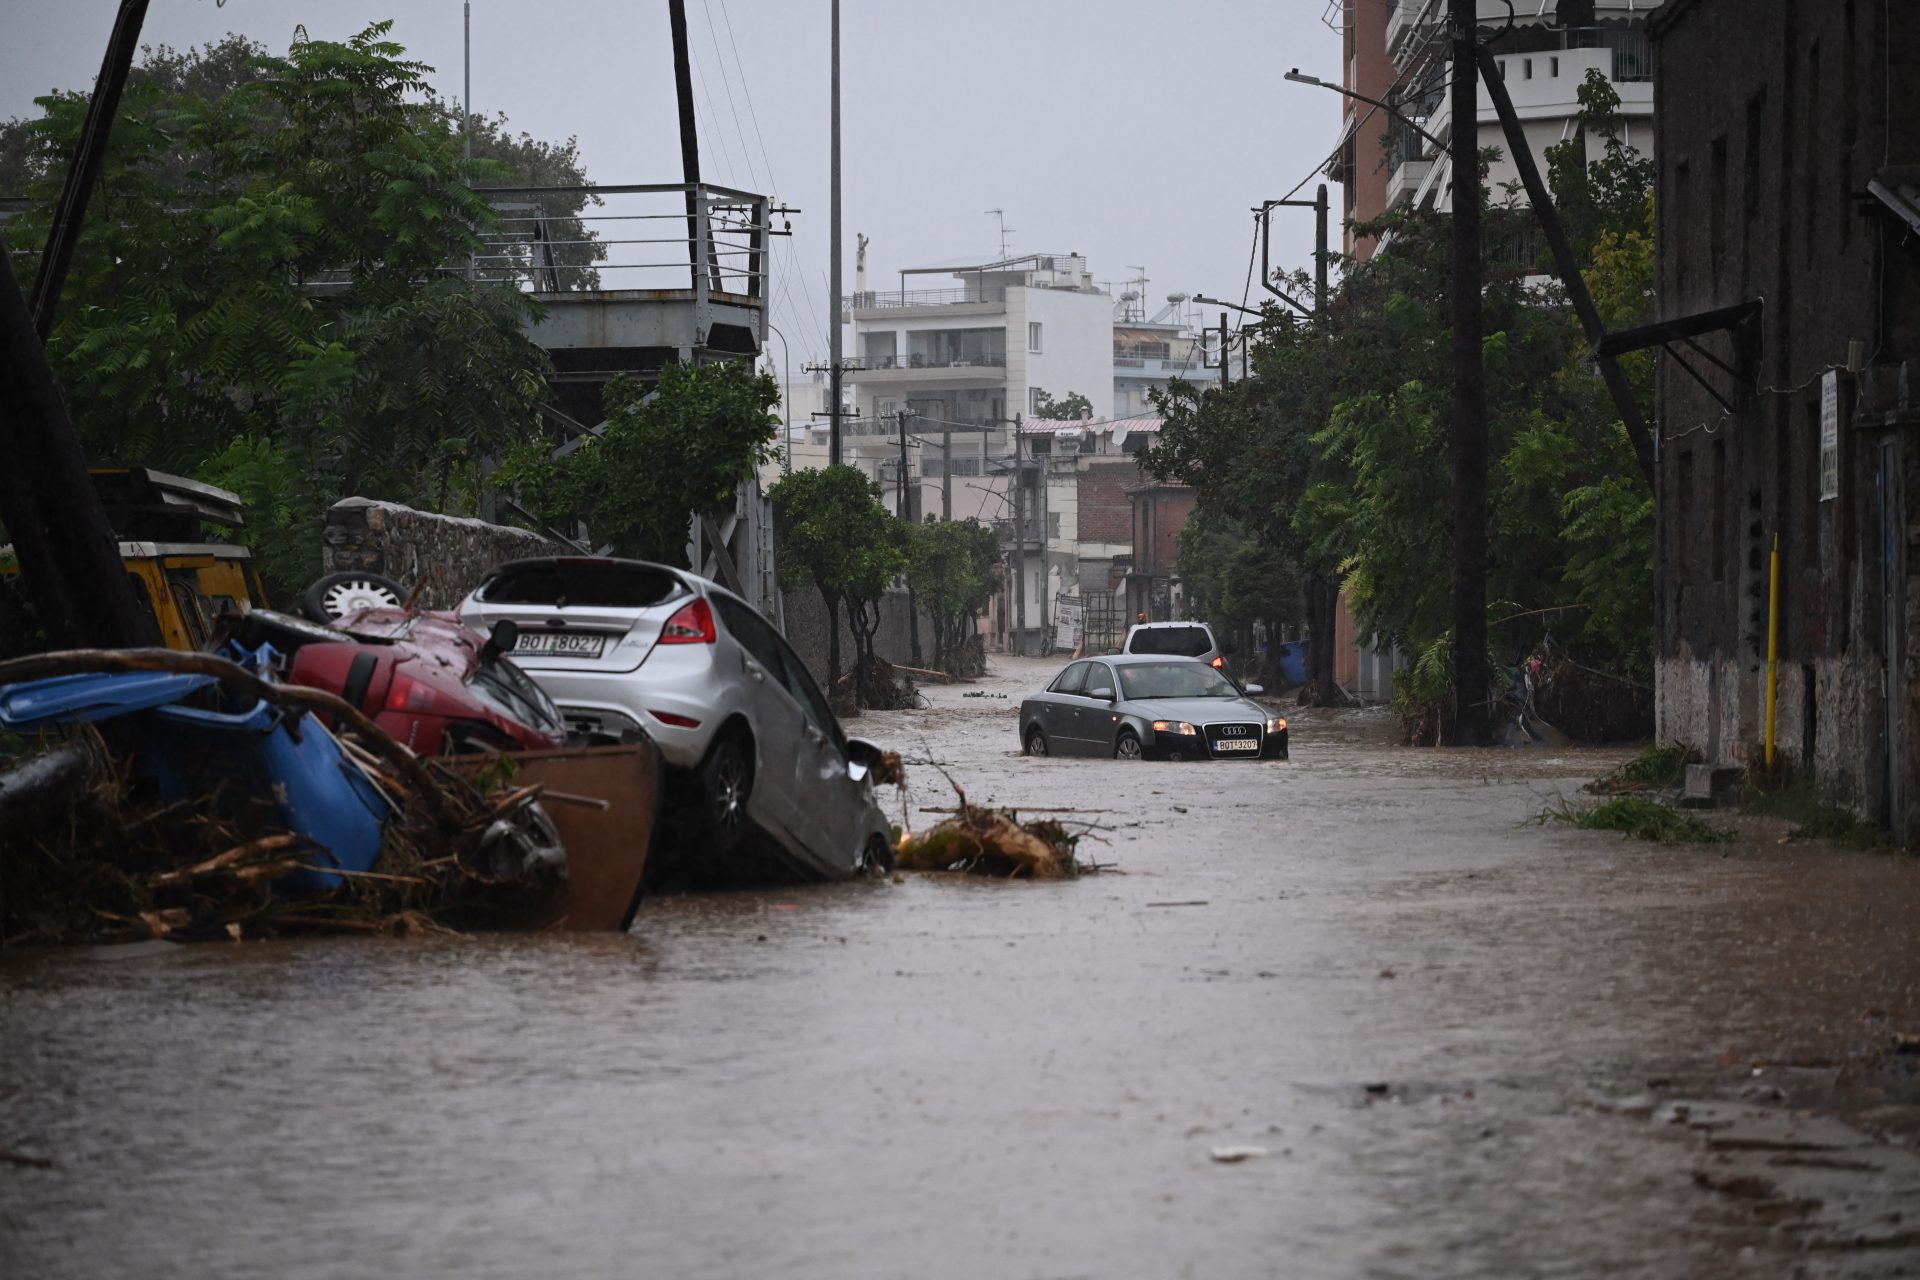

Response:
(514, 633), (607, 658)
(1214, 738), (1259, 751)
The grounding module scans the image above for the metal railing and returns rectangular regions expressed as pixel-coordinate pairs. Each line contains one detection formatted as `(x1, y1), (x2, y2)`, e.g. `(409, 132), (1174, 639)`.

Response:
(1114, 341), (1173, 360)
(465, 182), (772, 301)
(861, 352), (1007, 371)
(846, 286), (1002, 311)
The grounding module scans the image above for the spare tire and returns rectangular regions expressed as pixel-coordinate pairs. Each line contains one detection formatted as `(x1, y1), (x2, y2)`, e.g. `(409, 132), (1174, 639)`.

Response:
(303, 571), (407, 623)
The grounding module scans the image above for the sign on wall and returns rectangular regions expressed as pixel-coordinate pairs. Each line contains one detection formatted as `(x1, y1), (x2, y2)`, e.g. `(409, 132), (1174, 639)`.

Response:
(1820, 369), (1840, 502)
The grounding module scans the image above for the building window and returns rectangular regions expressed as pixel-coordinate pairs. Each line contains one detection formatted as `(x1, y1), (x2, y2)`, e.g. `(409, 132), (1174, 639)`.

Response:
(1550, 56), (1559, 77)
(1029, 386), (1044, 414)
(1523, 58), (1533, 80)
(1028, 322), (1043, 353)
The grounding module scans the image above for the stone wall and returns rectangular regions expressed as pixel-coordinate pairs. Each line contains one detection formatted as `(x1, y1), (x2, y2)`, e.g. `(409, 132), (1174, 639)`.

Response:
(322, 498), (562, 610)
(780, 585), (933, 687)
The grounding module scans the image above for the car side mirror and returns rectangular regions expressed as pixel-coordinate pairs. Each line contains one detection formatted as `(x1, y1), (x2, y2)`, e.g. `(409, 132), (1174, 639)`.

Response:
(1087, 686), (1115, 701)
(482, 618), (519, 662)
(1245, 683), (1265, 696)
(844, 736), (892, 785)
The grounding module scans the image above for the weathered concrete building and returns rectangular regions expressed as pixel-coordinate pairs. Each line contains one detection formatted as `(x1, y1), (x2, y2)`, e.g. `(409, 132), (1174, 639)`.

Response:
(1647, 0), (1918, 840)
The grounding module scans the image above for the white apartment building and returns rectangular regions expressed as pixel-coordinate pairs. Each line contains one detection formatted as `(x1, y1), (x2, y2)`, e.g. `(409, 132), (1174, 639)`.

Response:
(1345, 1), (1660, 223)
(839, 253), (1114, 524)
(1111, 292), (1213, 420)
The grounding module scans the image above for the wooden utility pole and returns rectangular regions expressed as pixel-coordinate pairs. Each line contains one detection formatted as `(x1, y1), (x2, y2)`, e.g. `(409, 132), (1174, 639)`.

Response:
(666, 0), (706, 293)
(1448, 0), (1489, 744)
(1010, 412), (1026, 656)
(1475, 44), (1656, 490)
(0, 0), (160, 651)
(895, 409), (911, 518)
(827, 0), (844, 465)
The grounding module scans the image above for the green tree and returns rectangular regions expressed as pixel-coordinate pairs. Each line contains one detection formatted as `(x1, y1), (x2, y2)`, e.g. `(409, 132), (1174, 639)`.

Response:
(0, 25), (562, 598)
(769, 465), (904, 700)
(500, 360), (780, 565)
(905, 518), (1002, 675)
(1032, 389), (1093, 420)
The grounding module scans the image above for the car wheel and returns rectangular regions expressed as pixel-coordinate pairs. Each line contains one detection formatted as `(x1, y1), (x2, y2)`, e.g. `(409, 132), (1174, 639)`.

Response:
(863, 832), (897, 875)
(1114, 730), (1143, 761)
(303, 571), (407, 623)
(700, 734), (753, 855)
(1023, 726), (1048, 757)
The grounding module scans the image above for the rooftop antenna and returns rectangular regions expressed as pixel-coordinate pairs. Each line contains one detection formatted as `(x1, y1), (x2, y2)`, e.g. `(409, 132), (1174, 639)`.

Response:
(984, 208), (1013, 260)
(1125, 265), (1149, 321)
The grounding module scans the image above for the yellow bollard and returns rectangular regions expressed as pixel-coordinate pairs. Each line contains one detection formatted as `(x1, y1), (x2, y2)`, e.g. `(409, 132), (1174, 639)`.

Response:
(1765, 532), (1781, 768)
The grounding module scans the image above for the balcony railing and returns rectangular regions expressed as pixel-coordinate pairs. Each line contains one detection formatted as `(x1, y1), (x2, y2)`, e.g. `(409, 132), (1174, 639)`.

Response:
(1114, 341), (1173, 360)
(861, 352), (1008, 370)
(846, 287), (1002, 312)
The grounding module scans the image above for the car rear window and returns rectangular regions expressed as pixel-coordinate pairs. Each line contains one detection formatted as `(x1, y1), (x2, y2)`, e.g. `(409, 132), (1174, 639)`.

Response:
(1129, 625), (1212, 657)
(479, 561), (684, 609)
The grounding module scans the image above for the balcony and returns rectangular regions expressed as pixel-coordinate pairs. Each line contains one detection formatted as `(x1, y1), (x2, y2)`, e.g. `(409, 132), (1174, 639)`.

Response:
(845, 286), (1006, 317)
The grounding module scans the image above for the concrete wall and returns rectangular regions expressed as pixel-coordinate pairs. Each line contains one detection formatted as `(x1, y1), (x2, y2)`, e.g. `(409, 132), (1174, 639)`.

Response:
(322, 498), (561, 610)
(779, 585), (933, 687)
(1015, 286), (1116, 421)
(1652, 0), (1919, 840)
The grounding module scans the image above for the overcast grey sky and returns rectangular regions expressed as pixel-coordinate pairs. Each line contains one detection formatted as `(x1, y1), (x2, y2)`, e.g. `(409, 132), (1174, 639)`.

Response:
(2, 0), (1345, 368)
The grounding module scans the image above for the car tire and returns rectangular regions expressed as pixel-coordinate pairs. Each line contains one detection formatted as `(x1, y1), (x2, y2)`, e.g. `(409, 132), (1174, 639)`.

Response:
(303, 571), (407, 623)
(1023, 726), (1048, 757)
(863, 832), (897, 875)
(1114, 730), (1143, 761)
(699, 733), (753, 856)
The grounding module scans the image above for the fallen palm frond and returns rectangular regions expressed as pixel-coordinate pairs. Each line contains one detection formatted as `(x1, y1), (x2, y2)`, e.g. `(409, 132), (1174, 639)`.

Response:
(1542, 794), (1732, 844)
(1586, 742), (1701, 794)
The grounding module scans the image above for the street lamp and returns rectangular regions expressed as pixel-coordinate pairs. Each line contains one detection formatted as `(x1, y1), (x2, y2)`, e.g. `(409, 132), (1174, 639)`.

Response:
(1283, 67), (1446, 152)
(765, 320), (793, 474)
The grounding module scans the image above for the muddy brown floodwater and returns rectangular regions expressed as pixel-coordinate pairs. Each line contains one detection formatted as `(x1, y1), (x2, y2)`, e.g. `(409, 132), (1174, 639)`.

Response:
(4, 656), (1917, 1278)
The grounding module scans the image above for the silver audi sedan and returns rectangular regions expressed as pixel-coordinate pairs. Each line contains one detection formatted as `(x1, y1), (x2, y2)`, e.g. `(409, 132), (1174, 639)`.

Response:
(1019, 654), (1289, 761)
(456, 557), (894, 880)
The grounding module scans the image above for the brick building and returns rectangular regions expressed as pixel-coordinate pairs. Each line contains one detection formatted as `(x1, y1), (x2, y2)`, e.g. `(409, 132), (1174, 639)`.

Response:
(1645, 0), (1918, 840)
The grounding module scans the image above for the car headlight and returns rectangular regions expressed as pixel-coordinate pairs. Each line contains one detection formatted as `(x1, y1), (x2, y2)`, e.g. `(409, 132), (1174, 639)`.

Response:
(1152, 720), (1198, 735)
(1266, 716), (1288, 733)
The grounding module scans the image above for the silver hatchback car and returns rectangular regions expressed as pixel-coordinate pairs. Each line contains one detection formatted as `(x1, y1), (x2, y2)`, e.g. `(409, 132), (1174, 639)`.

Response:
(456, 557), (893, 880)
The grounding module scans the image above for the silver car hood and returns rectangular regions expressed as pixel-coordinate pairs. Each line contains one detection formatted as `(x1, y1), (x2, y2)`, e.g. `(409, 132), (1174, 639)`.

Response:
(1116, 696), (1265, 723)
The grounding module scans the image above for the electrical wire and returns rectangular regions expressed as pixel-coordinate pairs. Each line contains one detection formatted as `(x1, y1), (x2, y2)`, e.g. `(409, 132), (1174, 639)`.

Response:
(699, 0), (765, 195)
(718, 0), (782, 198)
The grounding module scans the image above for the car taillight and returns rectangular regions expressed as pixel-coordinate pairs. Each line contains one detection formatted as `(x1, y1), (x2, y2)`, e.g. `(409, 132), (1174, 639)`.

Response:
(1211, 656), (1225, 669)
(386, 673), (442, 712)
(659, 597), (717, 644)
(651, 711), (702, 728)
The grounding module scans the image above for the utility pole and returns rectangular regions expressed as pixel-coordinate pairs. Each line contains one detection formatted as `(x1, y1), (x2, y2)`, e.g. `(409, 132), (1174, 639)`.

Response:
(1011, 412), (1026, 656)
(828, 0), (844, 465)
(1475, 45), (1656, 490)
(1314, 183), (1329, 321)
(941, 423), (952, 520)
(895, 409), (911, 518)
(0, 0), (160, 650)
(667, 0), (705, 293)
(1448, 0), (1490, 745)
(1219, 312), (1231, 390)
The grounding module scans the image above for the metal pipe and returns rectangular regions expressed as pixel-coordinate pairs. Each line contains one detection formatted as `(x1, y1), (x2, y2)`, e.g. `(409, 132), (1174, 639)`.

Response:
(828, 0), (843, 466)
(1765, 532), (1781, 767)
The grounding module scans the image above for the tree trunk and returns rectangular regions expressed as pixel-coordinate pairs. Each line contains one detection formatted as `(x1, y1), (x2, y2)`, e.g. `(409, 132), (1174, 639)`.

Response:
(1303, 571), (1342, 706)
(821, 589), (843, 693)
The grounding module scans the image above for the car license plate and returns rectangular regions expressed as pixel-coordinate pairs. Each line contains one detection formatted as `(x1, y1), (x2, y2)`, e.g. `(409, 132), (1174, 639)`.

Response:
(1214, 738), (1259, 752)
(514, 632), (607, 659)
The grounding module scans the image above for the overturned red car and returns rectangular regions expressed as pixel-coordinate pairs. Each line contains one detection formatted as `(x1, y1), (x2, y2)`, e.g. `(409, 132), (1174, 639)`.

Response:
(231, 601), (566, 756)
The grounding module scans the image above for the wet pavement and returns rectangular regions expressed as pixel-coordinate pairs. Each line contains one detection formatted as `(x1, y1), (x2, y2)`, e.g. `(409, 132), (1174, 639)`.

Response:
(3, 655), (1917, 1278)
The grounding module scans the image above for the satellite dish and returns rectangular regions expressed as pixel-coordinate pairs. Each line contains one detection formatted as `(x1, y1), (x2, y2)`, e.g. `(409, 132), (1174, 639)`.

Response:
(1166, 292), (1188, 304)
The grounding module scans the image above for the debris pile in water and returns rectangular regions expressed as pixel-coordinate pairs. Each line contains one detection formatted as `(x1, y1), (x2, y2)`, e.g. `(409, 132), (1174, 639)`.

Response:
(0, 648), (564, 946)
(896, 782), (1090, 879)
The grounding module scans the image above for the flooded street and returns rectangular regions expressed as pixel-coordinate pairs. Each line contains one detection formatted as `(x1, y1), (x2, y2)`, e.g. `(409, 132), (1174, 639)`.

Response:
(4, 655), (1917, 1278)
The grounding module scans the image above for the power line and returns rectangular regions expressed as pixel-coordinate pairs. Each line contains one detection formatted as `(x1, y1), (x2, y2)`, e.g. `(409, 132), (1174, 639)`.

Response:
(698, 0), (764, 194)
(686, 31), (741, 185)
(716, 0), (782, 198)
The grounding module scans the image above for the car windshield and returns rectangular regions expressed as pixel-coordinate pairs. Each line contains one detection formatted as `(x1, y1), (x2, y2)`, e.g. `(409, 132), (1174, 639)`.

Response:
(479, 561), (683, 609)
(1130, 625), (1212, 656)
(1117, 661), (1240, 700)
